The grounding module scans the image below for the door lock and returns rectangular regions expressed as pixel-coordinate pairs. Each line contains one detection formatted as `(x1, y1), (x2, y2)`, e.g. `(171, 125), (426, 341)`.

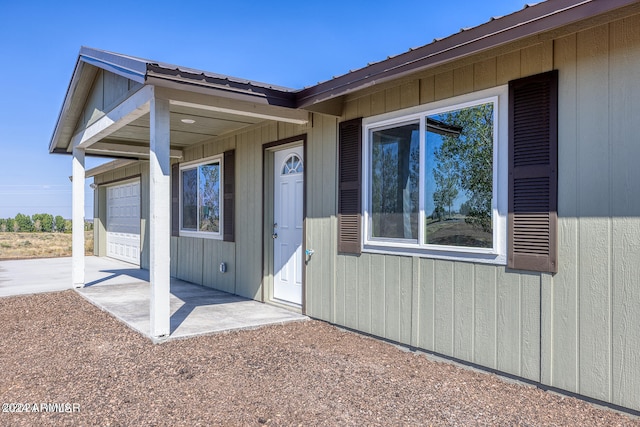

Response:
(272, 233), (278, 239)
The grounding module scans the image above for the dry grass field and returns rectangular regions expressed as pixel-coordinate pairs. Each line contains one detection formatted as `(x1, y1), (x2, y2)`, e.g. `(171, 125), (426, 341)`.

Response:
(0, 232), (93, 259)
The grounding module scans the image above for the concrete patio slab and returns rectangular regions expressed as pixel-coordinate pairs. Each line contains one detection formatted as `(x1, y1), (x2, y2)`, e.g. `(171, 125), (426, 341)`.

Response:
(1, 256), (307, 341)
(78, 279), (307, 341)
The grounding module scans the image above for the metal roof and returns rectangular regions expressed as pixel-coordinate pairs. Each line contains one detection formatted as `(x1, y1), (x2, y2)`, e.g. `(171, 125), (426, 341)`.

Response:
(50, 0), (639, 155)
(79, 46), (298, 107)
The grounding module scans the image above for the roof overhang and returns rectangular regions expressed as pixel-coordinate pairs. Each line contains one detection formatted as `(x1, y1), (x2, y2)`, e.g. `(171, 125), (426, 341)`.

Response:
(49, 47), (308, 159)
(50, 0), (640, 159)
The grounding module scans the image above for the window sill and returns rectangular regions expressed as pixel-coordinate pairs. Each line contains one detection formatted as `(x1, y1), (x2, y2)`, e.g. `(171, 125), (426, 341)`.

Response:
(362, 244), (507, 265)
(178, 230), (223, 240)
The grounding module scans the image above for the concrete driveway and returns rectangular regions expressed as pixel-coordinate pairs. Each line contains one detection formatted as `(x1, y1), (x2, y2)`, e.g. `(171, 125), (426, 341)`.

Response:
(0, 256), (147, 297)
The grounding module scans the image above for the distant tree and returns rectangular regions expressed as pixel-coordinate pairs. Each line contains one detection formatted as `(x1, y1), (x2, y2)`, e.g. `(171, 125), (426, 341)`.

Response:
(12, 220), (19, 232)
(55, 215), (65, 233)
(14, 213), (33, 232)
(33, 219), (42, 232)
(432, 155), (459, 219)
(459, 201), (471, 216)
(32, 213), (54, 232)
(431, 206), (445, 221)
(64, 220), (72, 233)
(0, 218), (6, 232)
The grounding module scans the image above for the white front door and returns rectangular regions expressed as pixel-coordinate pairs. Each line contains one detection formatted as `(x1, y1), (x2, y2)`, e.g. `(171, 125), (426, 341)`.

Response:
(273, 146), (304, 305)
(106, 180), (141, 265)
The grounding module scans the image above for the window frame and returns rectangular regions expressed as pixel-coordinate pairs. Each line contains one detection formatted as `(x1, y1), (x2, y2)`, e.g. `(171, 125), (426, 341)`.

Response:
(179, 154), (224, 240)
(362, 85), (508, 265)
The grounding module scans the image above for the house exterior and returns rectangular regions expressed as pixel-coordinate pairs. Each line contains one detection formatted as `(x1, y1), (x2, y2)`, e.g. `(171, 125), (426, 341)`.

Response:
(49, 0), (640, 413)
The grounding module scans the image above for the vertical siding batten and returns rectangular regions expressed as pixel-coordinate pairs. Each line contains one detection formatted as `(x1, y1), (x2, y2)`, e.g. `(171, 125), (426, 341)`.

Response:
(551, 32), (580, 393)
(609, 15), (640, 409)
(576, 23), (612, 402)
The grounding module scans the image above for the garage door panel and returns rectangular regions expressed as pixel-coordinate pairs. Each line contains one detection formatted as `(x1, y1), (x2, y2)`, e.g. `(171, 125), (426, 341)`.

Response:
(107, 180), (140, 265)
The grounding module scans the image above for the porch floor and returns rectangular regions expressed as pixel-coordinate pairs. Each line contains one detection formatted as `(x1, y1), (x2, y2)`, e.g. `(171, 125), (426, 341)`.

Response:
(74, 257), (307, 341)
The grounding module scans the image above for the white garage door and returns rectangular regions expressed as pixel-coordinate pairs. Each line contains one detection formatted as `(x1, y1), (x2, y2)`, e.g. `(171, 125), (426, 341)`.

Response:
(106, 180), (141, 265)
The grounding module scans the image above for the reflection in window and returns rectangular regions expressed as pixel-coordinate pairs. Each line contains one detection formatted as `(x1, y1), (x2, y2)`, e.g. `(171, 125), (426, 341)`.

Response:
(370, 122), (419, 240)
(425, 103), (493, 248)
(181, 160), (221, 234)
(182, 168), (197, 230)
(199, 163), (220, 232)
(365, 98), (497, 252)
(282, 154), (303, 174)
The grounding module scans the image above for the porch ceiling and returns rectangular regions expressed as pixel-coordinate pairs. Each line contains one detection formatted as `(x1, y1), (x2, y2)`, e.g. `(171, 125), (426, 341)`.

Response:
(85, 104), (263, 159)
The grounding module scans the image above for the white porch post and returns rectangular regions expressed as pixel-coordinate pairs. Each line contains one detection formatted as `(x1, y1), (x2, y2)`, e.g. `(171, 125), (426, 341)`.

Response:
(72, 144), (85, 288)
(149, 93), (171, 338)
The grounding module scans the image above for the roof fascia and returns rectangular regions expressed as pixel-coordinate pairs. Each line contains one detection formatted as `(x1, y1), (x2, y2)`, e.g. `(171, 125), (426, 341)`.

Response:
(48, 58), (92, 153)
(296, 0), (639, 108)
(48, 48), (148, 154)
(146, 66), (297, 108)
(85, 159), (138, 178)
(77, 47), (147, 83)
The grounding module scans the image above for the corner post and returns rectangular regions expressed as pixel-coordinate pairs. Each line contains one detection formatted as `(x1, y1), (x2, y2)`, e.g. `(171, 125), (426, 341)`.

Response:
(72, 144), (85, 288)
(149, 91), (171, 338)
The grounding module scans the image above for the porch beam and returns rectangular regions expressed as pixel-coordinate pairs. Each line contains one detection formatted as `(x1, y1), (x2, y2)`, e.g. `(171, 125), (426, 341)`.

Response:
(72, 84), (154, 150)
(156, 87), (308, 125)
(149, 94), (171, 338)
(87, 143), (183, 159)
(169, 99), (308, 125)
(71, 143), (85, 288)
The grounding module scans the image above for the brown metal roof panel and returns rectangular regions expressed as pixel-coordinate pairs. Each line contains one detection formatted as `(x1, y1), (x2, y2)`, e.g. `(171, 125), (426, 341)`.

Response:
(146, 64), (297, 107)
(150, 63), (295, 92)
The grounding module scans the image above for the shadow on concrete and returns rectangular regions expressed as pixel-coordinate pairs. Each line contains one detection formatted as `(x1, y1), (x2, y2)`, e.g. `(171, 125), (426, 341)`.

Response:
(84, 268), (149, 287)
(168, 284), (248, 334)
(76, 259), (307, 340)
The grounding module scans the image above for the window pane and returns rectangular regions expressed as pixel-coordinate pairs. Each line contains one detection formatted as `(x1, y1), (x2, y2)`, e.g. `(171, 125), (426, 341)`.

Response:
(182, 168), (198, 230)
(424, 103), (494, 248)
(282, 154), (303, 175)
(370, 122), (419, 240)
(199, 163), (220, 232)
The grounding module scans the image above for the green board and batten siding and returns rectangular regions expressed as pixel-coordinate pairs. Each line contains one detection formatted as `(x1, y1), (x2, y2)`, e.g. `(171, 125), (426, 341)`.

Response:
(324, 38), (554, 384)
(90, 12), (640, 412)
(171, 122), (313, 301)
(319, 17), (640, 410)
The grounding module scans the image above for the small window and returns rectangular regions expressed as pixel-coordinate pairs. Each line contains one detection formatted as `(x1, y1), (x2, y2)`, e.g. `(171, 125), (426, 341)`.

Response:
(281, 154), (303, 175)
(180, 156), (223, 238)
(362, 86), (508, 264)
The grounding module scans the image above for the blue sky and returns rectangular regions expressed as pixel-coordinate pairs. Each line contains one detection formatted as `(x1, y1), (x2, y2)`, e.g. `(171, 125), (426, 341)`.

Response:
(0, 0), (525, 219)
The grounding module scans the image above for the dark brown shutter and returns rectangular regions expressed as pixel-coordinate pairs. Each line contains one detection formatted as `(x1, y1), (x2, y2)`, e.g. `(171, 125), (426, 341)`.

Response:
(338, 118), (362, 254)
(171, 162), (180, 237)
(508, 70), (558, 273)
(223, 149), (235, 242)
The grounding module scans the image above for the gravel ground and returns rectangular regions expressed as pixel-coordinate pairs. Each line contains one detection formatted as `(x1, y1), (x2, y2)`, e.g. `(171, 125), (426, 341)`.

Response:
(0, 291), (638, 426)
